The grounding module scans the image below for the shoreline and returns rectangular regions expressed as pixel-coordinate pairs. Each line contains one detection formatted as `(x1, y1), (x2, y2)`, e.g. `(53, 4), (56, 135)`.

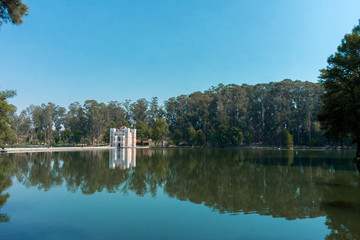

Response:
(2, 145), (354, 154)
(4, 146), (115, 153)
(4, 145), (151, 154)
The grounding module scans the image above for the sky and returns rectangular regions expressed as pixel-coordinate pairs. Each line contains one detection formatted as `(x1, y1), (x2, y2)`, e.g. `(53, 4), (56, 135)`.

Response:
(1, 0), (360, 111)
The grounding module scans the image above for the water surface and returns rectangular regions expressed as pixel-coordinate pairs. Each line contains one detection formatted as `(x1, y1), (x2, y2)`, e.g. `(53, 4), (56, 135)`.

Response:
(0, 149), (359, 239)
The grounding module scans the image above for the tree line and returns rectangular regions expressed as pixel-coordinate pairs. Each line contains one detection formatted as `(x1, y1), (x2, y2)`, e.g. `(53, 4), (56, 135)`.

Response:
(2, 79), (334, 148)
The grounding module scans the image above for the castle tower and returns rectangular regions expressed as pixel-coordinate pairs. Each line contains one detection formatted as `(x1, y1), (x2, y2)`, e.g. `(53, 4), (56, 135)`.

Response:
(109, 126), (137, 148)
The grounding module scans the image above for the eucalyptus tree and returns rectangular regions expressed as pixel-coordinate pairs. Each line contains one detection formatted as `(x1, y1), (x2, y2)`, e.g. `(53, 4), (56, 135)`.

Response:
(164, 97), (177, 132)
(147, 97), (162, 128)
(11, 109), (30, 143)
(186, 91), (212, 132)
(135, 120), (149, 140)
(223, 84), (248, 129)
(43, 103), (55, 144)
(107, 101), (126, 127)
(195, 129), (206, 146)
(151, 118), (170, 146)
(164, 95), (188, 133)
(29, 103), (60, 144)
(83, 100), (109, 144)
(289, 81), (324, 145)
(122, 99), (132, 124)
(61, 129), (73, 144)
(64, 102), (86, 143)
(53, 105), (66, 135)
(185, 126), (196, 145)
(130, 98), (148, 125)
(206, 84), (230, 128)
(246, 83), (271, 143)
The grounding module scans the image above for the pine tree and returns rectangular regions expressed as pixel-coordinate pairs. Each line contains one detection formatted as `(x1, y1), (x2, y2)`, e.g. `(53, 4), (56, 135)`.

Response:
(317, 21), (360, 160)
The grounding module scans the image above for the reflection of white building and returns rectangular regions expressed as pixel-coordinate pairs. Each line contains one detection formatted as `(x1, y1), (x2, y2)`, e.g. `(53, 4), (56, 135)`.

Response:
(109, 148), (136, 170)
(110, 127), (136, 148)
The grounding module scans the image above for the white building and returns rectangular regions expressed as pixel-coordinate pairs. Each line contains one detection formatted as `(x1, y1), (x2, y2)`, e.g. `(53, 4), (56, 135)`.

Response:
(110, 126), (136, 148)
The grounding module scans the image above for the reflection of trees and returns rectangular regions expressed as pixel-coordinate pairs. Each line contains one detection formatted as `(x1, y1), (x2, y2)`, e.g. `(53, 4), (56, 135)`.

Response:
(0, 157), (15, 222)
(319, 174), (360, 240)
(162, 149), (329, 219)
(9, 152), (130, 195)
(6, 149), (360, 237)
(12, 152), (63, 190)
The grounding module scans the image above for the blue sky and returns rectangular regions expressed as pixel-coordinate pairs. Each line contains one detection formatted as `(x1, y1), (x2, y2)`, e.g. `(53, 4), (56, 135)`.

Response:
(1, 0), (360, 111)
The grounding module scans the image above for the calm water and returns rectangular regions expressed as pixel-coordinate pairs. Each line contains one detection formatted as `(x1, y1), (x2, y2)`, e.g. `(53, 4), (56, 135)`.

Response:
(0, 149), (359, 239)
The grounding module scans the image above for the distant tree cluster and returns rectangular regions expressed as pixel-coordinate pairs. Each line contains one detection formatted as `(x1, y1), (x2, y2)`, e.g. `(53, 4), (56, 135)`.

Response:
(10, 97), (167, 145)
(5, 79), (332, 147)
(165, 79), (326, 147)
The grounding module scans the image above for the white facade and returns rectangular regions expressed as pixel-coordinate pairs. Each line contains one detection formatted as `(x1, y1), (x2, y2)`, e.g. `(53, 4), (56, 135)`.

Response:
(110, 126), (136, 148)
(109, 148), (136, 170)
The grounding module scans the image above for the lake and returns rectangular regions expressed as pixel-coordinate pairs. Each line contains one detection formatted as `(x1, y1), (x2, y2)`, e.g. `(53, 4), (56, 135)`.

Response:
(0, 148), (359, 239)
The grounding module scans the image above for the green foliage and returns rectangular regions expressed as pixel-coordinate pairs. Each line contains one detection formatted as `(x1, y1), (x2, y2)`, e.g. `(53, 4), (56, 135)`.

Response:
(171, 129), (183, 145)
(37, 130), (45, 143)
(281, 129), (293, 149)
(53, 134), (60, 144)
(317, 21), (360, 156)
(10, 80), (327, 147)
(228, 127), (243, 146)
(186, 126), (196, 145)
(164, 80), (323, 147)
(151, 118), (170, 145)
(130, 98), (149, 124)
(30, 102), (65, 144)
(135, 120), (149, 139)
(74, 130), (83, 144)
(103, 121), (116, 144)
(195, 129), (206, 146)
(108, 121), (116, 128)
(216, 124), (229, 147)
(103, 130), (110, 144)
(244, 132), (253, 146)
(0, 0), (28, 27)
(121, 120), (131, 128)
(61, 129), (73, 144)
(147, 97), (163, 127)
(83, 100), (108, 145)
(207, 128), (217, 146)
(0, 90), (17, 146)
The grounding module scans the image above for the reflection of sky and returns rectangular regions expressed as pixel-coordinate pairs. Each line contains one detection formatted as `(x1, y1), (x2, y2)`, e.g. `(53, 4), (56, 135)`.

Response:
(109, 149), (136, 170)
(4, 149), (356, 239)
(2, 180), (329, 240)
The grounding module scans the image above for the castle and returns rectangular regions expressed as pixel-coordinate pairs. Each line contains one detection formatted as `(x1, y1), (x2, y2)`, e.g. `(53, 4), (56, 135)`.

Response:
(109, 126), (136, 148)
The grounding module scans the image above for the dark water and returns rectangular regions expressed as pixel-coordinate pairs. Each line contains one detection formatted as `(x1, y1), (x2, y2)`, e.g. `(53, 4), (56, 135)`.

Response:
(0, 148), (359, 239)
